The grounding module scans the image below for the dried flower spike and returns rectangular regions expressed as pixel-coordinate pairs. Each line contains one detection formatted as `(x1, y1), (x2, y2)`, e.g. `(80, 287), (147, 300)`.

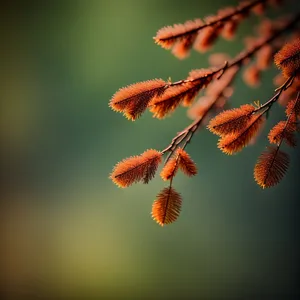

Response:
(286, 97), (300, 117)
(152, 187), (182, 226)
(177, 148), (198, 177)
(109, 79), (167, 120)
(160, 156), (179, 181)
(243, 64), (261, 87)
(150, 81), (202, 118)
(268, 120), (296, 147)
(161, 148), (197, 180)
(208, 104), (256, 136)
(110, 149), (162, 188)
(254, 146), (289, 188)
(274, 37), (300, 78)
(218, 113), (265, 155)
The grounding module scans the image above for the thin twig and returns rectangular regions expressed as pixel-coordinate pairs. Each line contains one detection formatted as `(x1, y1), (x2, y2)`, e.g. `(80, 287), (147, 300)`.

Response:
(262, 91), (300, 186)
(168, 12), (300, 88)
(254, 75), (295, 113)
(160, 12), (299, 165)
(156, 0), (267, 43)
(161, 69), (238, 162)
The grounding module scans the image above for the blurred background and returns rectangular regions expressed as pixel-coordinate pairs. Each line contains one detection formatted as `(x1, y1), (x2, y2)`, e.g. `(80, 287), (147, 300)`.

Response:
(0, 0), (299, 299)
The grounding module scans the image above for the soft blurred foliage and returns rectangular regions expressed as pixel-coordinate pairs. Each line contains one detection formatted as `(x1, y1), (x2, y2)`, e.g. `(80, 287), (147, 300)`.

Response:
(0, 0), (299, 299)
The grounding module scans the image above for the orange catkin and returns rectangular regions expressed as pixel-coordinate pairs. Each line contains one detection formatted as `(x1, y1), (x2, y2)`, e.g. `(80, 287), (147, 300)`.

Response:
(268, 121), (296, 147)
(254, 146), (289, 188)
(274, 37), (300, 78)
(109, 79), (166, 120)
(160, 156), (179, 181)
(171, 33), (197, 59)
(256, 45), (273, 70)
(286, 98), (300, 117)
(160, 148), (197, 180)
(218, 113), (265, 155)
(110, 149), (162, 188)
(243, 64), (261, 87)
(208, 104), (256, 136)
(193, 26), (220, 53)
(177, 148), (197, 176)
(150, 82), (201, 119)
(151, 187), (182, 226)
(154, 19), (204, 50)
(221, 19), (239, 40)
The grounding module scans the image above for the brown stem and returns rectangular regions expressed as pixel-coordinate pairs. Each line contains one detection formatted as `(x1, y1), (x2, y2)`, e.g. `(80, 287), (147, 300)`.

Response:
(262, 91), (300, 186)
(168, 11), (300, 88)
(156, 0), (268, 43)
(225, 12), (300, 70)
(161, 69), (238, 162)
(278, 91), (300, 148)
(254, 75), (295, 113)
(160, 12), (299, 165)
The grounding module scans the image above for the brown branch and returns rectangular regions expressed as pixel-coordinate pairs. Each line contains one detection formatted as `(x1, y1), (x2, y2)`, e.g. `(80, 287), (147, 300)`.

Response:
(255, 91), (300, 187)
(229, 13), (300, 68)
(275, 90), (300, 149)
(154, 0), (268, 44)
(158, 11), (299, 166)
(111, 13), (299, 121)
(254, 75), (295, 113)
(164, 11), (300, 93)
(161, 69), (238, 163)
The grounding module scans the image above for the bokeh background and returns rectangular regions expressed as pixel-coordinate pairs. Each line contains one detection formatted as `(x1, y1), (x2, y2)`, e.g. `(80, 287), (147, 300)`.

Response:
(1, 0), (299, 299)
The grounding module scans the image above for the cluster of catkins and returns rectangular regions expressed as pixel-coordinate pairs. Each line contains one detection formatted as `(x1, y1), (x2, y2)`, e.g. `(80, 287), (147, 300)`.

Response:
(109, 0), (300, 226)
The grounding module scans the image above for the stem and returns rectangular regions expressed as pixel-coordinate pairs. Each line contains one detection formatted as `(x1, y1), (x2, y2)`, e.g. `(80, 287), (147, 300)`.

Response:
(160, 12), (300, 166)
(254, 75), (295, 113)
(227, 13), (300, 70)
(156, 0), (267, 42)
(263, 91), (300, 186)
(169, 12), (300, 87)
(277, 91), (300, 149)
(162, 69), (238, 163)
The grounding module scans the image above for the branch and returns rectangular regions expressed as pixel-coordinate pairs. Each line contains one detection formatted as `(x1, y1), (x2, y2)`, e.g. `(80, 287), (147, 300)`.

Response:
(254, 91), (300, 188)
(254, 75), (295, 113)
(162, 11), (300, 97)
(154, 0), (268, 48)
(161, 68), (238, 163)
(275, 91), (300, 149)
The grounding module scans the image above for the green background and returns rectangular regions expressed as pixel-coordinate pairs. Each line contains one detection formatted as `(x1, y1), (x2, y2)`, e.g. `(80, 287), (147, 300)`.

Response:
(1, 0), (299, 299)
